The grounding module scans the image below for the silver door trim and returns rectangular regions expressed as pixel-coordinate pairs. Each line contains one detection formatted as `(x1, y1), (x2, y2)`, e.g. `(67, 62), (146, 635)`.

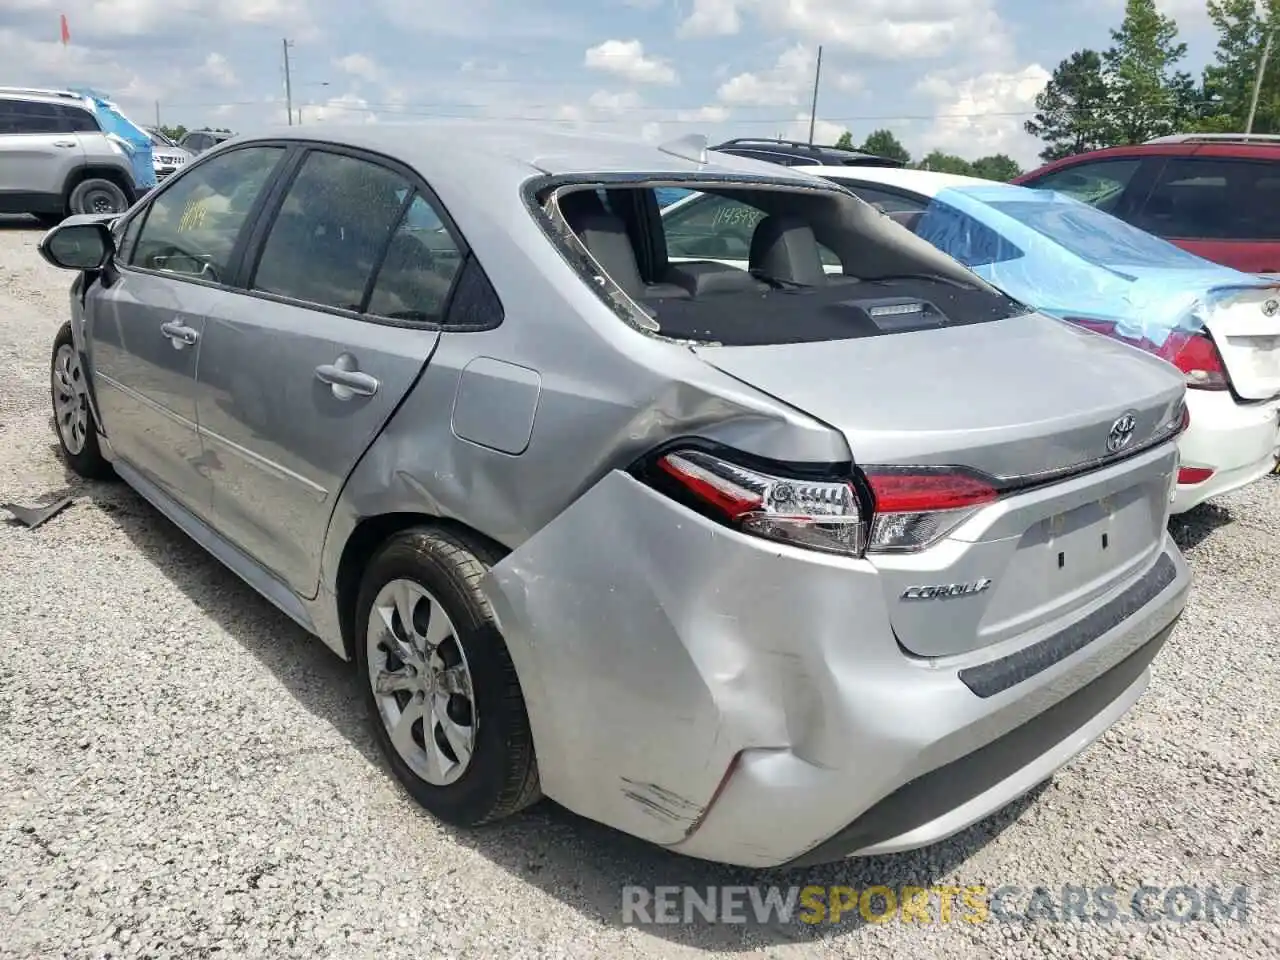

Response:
(96, 373), (199, 430)
(197, 425), (329, 500)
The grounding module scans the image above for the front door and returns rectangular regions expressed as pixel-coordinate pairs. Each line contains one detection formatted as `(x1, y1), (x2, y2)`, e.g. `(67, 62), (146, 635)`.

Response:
(0, 97), (84, 203)
(192, 147), (466, 595)
(88, 143), (288, 511)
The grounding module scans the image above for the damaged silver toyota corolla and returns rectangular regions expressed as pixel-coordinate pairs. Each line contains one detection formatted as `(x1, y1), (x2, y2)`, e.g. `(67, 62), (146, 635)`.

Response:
(39, 123), (1192, 868)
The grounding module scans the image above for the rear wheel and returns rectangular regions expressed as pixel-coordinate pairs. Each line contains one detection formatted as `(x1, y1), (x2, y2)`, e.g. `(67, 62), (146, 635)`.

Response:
(68, 178), (129, 216)
(355, 527), (540, 826)
(50, 323), (113, 480)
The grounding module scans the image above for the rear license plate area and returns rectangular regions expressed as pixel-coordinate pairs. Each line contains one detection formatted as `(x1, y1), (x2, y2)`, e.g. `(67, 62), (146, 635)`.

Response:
(1036, 486), (1152, 588)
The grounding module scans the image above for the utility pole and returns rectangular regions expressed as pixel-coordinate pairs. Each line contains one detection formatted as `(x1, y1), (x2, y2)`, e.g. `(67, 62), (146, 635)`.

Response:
(282, 38), (294, 126)
(154, 100), (160, 129)
(807, 45), (823, 144)
(1246, 27), (1274, 135)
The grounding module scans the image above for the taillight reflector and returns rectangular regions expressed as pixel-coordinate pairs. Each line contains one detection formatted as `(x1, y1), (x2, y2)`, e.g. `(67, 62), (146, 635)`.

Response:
(1064, 316), (1230, 391)
(1177, 466), (1215, 485)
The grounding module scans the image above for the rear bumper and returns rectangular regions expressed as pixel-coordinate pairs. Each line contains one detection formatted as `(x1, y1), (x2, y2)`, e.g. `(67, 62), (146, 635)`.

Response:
(1172, 391), (1280, 513)
(482, 471), (1191, 869)
(667, 539), (1190, 868)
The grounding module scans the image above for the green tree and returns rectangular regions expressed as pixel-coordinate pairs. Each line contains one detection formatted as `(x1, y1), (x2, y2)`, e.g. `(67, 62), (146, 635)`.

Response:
(157, 124), (187, 141)
(833, 131), (854, 149)
(1024, 50), (1113, 162)
(970, 154), (1023, 181)
(1103, 0), (1197, 142)
(916, 150), (974, 175)
(860, 128), (911, 164)
(1198, 0), (1279, 133)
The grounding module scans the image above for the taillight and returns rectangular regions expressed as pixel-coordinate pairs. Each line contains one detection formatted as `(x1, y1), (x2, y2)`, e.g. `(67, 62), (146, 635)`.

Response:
(653, 449), (866, 556)
(862, 468), (999, 552)
(639, 447), (1004, 557)
(1063, 316), (1230, 391)
(1157, 330), (1229, 391)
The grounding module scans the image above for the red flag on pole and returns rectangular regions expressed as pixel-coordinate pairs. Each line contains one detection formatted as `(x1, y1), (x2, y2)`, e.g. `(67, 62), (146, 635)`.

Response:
(60, 14), (70, 46)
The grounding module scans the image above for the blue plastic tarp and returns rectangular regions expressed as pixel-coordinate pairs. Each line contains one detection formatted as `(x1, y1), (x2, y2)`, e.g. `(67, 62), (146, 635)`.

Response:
(67, 88), (156, 189)
(911, 183), (1274, 351)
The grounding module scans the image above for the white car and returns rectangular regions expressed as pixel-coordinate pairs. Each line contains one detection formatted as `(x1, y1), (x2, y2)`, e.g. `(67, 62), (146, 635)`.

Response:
(662, 166), (1280, 513)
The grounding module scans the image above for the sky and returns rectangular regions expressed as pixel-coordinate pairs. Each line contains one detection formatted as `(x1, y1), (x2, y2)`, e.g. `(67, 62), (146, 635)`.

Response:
(0, 0), (1227, 168)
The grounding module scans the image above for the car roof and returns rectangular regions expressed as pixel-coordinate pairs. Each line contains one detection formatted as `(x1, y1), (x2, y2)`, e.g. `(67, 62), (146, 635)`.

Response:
(0, 86), (91, 108)
(800, 165), (1002, 197)
(227, 122), (840, 191)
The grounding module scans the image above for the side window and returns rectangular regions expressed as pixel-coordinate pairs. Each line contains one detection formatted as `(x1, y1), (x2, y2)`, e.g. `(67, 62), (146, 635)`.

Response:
(129, 145), (284, 281)
(840, 184), (929, 214)
(663, 192), (841, 266)
(366, 193), (465, 322)
(59, 106), (100, 132)
(2, 100), (63, 134)
(914, 202), (1022, 268)
(664, 194), (763, 261)
(1024, 159), (1141, 213)
(1132, 158), (1280, 241)
(251, 150), (411, 312)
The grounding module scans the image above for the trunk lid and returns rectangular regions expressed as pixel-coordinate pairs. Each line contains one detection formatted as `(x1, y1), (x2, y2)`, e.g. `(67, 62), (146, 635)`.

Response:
(1199, 283), (1280, 401)
(693, 310), (1186, 658)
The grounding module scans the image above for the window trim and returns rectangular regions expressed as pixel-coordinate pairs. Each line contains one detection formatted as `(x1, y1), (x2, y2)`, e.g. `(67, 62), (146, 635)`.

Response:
(233, 142), (482, 331)
(116, 140), (300, 292)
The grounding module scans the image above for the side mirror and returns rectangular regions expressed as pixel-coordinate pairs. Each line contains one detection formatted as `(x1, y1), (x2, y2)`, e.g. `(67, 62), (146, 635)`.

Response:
(38, 221), (114, 271)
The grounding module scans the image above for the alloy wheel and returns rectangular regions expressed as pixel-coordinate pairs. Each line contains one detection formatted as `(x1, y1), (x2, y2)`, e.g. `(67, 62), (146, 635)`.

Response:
(52, 344), (89, 455)
(366, 578), (478, 786)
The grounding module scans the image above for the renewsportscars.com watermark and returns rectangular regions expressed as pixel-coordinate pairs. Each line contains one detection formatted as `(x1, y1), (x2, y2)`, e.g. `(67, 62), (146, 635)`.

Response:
(621, 884), (1251, 926)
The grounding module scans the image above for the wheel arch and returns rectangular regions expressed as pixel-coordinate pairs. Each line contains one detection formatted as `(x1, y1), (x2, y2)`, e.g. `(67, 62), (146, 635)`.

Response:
(334, 512), (510, 661)
(63, 164), (138, 207)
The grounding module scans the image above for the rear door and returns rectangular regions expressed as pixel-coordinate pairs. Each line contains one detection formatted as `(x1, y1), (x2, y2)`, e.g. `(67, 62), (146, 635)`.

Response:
(0, 98), (83, 198)
(1127, 155), (1280, 273)
(191, 146), (463, 596)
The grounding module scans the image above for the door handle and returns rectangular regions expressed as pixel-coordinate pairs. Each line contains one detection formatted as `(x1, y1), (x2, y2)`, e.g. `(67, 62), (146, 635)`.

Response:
(52, 140), (77, 148)
(160, 320), (199, 347)
(315, 357), (379, 399)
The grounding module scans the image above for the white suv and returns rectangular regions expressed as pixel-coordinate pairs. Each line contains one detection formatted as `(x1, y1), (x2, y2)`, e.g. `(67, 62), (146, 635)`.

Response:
(0, 87), (142, 225)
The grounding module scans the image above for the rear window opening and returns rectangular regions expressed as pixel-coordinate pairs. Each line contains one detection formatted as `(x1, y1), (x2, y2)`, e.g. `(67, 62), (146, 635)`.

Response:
(536, 179), (1031, 345)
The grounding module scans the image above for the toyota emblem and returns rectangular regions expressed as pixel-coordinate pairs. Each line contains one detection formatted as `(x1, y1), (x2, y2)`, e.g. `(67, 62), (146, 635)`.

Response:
(1106, 412), (1137, 453)
(1264, 299), (1279, 317)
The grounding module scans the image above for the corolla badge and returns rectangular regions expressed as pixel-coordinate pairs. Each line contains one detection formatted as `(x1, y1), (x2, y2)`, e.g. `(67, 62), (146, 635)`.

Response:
(1106, 412), (1138, 454)
(1264, 299), (1279, 317)
(901, 579), (993, 601)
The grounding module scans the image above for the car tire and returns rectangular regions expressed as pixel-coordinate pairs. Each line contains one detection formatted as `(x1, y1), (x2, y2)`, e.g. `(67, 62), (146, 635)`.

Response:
(68, 178), (129, 216)
(355, 526), (541, 827)
(50, 323), (114, 480)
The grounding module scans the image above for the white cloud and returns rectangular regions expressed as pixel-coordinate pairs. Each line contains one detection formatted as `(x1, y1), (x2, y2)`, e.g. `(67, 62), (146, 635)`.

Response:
(680, 0), (1012, 63)
(584, 39), (678, 84)
(334, 52), (382, 84)
(587, 89), (644, 113)
(717, 44), (815, 107)
(197, 52), (238, 88)
(913, 64), (1052, 166)
(783, 114), (848, 146)
(300, 92), (378, 124)
(678, 0), (742, 37)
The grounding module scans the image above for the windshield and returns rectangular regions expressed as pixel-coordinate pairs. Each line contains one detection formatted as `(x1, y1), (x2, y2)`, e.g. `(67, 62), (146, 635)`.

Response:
(973, 191), (1207, 270)
(148, 130), (175, 147)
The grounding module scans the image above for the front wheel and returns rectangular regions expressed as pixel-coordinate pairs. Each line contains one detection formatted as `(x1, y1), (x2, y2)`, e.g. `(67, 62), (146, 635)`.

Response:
(50, 323), (113, 480)
(355, 527), (540, 826)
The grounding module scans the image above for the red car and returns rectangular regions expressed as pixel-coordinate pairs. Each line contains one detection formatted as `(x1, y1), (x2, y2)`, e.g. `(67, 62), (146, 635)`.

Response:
(1013, 134), (1280, 274)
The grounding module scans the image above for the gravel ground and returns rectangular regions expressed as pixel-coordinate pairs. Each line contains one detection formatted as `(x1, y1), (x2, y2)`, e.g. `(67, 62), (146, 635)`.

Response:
(1, 213), (1277, 959)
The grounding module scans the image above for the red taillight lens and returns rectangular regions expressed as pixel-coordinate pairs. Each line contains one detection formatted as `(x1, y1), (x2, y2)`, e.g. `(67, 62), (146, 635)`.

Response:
(644, 449), (1005, 557)
(863, 469), (1000, 552)
(653, 449), (866, 556)
(1177, 466), (1215, 485)
(1064, 316), (1230, 391)
(1156, 331), (1230, 391)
